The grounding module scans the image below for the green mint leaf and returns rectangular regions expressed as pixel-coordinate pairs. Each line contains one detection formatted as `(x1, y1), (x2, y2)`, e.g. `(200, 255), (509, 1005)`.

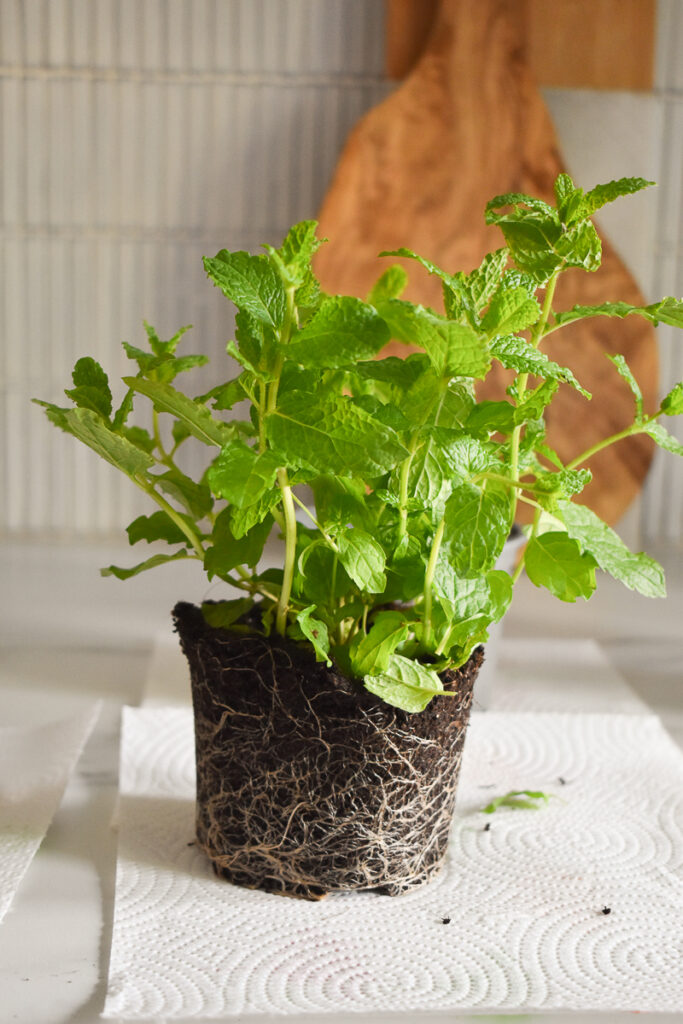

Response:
(557, 499), (665, 598)
(608, 354), (644, 421)
(482, 287), (541, 335)
(297, 540), (352, 604)
(203, 249), (286, 329)
(485, 193), (558, 222)
(466, 400), (516, 438)
(34, 403), (155, 477)
(206, 374), (250, 411)
(379, 247), (456, 288)
(553, 296), (683, 331)
(491, 336), (590, 398)
(466, 249), (509, 311)
(554, 220), (602, 272)
(581, 177), (654, 217)
(491, 218), (563, 283)
(643, 421), (683, 457)
(377, 299), (490, 378)
(482, 790), (552, 814)
(353, 353), (430, 393)
(368, 265), (408, 304)
(201, 598), (253, 629)
(288, 295), (390, 368)
(65, 357), (113, 418)
(653, 296), (683, 328)
(524, 532), (597, 602)
(112, 388), (135, 432)
(153, 467), (213, 519)
(122, 377), (235, 448)
(337, 527), (387, 593)
(363, 653), (445, 713)
(205, 508), (272, 577)
(351, 611), (410, 677)
(310, 476), (371, 531)
(265, 392), (409, 477)
(207, 441), (282, 508)
(404, 373), (474, 430)
(268, 220), (322, 287)
(126, 510), (193, 547)
(443, 482), (513, 576)
(438, 435), (497, 478)
(535, 468), (592, 502)
(295, 605), (331, 665)
(230, 489), (282, 539)
(487, 569), (514, 622)
(101, 549), (189, 579)
(660, 382), (683, 417)
(514, 379), (559, 421)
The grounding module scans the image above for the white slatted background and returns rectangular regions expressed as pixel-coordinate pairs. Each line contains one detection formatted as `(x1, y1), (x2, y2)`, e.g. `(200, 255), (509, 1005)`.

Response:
(1, 0), (681, 545)
(0, 0), (389, 536)
(642, 0), (683, 547)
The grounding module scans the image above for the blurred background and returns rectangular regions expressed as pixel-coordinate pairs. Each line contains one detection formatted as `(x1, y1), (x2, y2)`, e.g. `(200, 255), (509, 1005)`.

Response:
(1, 0), (682, 552)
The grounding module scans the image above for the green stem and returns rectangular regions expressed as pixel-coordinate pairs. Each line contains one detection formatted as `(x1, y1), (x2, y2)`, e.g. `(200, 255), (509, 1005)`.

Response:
(267, 286), (297, 414)
(565, 423), (644, 471)
(275, 467), (297, 635)
(422, 517), (445, 650)
(509, 270), (561, 515)
(137, 478), (205, 558)
(291, 493), (339, 551)
(258, 380), (267, 454)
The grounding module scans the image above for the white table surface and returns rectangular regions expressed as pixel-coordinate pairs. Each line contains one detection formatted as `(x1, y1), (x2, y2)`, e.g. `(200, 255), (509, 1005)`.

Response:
(1, 538), (682, 1024)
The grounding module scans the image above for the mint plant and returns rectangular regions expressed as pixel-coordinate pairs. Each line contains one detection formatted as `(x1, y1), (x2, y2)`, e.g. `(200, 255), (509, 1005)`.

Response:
(36, 174), (683, 713)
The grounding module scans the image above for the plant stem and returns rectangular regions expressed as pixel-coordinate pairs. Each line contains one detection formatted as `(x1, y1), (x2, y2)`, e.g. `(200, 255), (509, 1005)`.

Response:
(257, 380), (267, 453)
(137, 478), (205, 558)
(508, 270), (560, 515)
(275, 467), (297, 635)
(565, 423), (644, 470)
(422, 517), (445, 649)
(267, 286), (297, 414)
(291, 492), (339, 551)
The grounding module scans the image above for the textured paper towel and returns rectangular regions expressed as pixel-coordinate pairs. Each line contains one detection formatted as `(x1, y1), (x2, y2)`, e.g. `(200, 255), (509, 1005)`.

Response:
(0, 703), (101, 923)
(104, 707), (683, 1018)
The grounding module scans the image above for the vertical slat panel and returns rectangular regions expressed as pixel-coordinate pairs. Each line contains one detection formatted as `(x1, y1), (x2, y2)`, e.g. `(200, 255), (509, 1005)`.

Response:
(1, 0), (391, 537)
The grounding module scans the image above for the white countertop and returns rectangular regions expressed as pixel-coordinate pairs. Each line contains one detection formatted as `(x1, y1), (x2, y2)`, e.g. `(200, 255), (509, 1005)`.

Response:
(1, 538), (682, 1023)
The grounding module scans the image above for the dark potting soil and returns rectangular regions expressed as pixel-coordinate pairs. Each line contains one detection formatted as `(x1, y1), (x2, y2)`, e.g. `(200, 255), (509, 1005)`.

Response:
(173, 601), (483, 900)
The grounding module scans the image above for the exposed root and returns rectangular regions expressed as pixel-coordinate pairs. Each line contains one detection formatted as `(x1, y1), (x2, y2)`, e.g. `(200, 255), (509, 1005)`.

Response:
(173, 602), (482, 900)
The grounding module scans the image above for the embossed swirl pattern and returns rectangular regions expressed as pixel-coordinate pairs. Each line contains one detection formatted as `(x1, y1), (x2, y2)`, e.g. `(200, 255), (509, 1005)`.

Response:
(104, 709), (683, 1017)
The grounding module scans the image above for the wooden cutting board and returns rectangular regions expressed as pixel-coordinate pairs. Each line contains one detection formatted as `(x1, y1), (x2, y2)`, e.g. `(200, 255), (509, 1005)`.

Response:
(314, 0), (658, 526)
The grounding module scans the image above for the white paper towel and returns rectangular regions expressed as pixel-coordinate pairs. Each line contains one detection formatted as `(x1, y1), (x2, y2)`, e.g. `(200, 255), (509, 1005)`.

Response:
(0, 703), (101, 923)
(104, 706), (683, 1017)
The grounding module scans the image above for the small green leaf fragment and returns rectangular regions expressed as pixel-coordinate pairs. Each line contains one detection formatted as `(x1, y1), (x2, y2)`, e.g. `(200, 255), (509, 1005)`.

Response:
(482, 790), (553, 814)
